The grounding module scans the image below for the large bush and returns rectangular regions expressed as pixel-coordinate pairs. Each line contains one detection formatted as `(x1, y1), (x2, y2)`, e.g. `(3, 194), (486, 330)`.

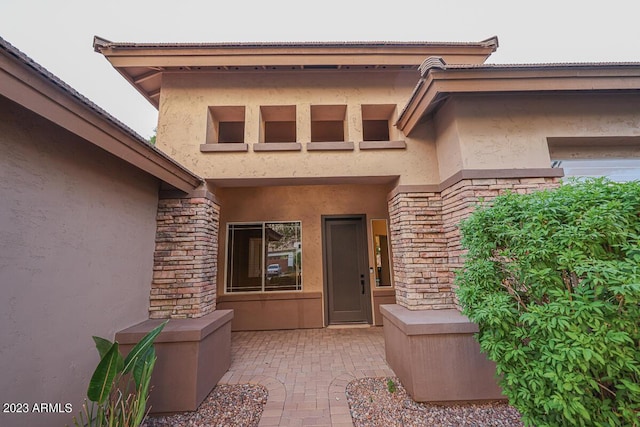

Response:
(455, 178), (640, 426)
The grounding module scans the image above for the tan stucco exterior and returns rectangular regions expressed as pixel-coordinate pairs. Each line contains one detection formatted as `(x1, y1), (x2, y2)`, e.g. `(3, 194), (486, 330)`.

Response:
(216, 183), (392, 326)
(94, 38), (640, 330)
(156, 71), (440, 186)
(0, 97), (160, 427)
(0, 37), (202, 427)
(158, 86), (640, 189)
(2, 33), (639, 412)
(433, 93), (640, 181)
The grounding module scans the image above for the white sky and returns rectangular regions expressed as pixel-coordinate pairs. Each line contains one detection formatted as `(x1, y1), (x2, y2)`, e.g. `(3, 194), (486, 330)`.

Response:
(1, 0), (640, 138)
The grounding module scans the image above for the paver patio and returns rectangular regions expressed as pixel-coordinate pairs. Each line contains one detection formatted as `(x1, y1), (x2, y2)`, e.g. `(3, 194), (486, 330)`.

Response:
(219, 327), (394, 427)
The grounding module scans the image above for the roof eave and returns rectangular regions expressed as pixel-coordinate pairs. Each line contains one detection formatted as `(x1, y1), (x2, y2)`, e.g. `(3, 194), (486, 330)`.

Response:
(1, 37), (201, 192)
(93, 36), (499, 110)
(397, 63), (640, 135)
(92, 36), (499, 52)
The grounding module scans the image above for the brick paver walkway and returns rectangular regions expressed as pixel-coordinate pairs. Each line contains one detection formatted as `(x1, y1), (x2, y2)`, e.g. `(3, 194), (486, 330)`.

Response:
(219, 327), (394, 426)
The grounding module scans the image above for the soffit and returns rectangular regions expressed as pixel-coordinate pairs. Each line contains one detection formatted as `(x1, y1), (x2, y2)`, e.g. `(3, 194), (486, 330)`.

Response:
(93, 36), (499, 109)
(207, 175), (400, 188)
(260, 105), (296, 121)
(362, 104), (396, 120)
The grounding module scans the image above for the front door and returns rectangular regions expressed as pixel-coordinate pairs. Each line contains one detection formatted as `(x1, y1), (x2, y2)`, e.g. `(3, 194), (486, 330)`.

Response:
(323, 215), (372, 324)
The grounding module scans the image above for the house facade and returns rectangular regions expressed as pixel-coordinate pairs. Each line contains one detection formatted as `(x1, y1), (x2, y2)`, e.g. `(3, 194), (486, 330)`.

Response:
(1, 33), (638, 422)
(93, 37), (640, 335)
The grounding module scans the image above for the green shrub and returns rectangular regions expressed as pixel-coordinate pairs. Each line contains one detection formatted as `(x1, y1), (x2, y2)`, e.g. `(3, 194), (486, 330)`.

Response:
(70, 320), (167, 427)
(455, 178), (640, 426)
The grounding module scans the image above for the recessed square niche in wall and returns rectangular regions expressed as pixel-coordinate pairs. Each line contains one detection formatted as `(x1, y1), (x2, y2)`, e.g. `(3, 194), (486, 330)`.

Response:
(207, 106), (245, 143)
(311, 105), (347, 142)
(260, 105), (297, 143)
(361, 104), (396, 141)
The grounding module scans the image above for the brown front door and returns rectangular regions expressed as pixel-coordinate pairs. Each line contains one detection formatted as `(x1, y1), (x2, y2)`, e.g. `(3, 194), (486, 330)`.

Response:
(323, 215), (372, 324)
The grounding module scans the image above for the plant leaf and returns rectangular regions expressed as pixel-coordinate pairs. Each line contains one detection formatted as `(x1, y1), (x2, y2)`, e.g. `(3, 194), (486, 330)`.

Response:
(122, 320), (167, 374)
(132, 356), (157, 426)
(87, 342), (123, 404)
(132, 345), (156, 388)
(92, 336), (113, 359)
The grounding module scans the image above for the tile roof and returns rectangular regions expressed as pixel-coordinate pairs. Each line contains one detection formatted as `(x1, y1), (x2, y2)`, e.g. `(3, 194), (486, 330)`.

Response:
(1, 36), (143, 141)
(93, 36), (499, 51)
(451, 61), (640, 69)
(398, 57), (640, 133)
(420, 60), (640, 74)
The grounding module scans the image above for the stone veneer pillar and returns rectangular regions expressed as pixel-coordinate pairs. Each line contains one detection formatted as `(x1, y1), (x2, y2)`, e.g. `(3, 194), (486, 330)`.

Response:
(380, 170), (558, 402)
(443, 177), (561, 304)
(387, 191), (453, 310)
(383, 173), (561, 403)
(388, 176), (561, 310)
(149, 189), (220, 319)
(118, 190), (233, 415)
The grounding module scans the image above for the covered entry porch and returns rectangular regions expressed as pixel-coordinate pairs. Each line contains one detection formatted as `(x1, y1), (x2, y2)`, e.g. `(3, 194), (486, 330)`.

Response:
(209, 178), (398, 330)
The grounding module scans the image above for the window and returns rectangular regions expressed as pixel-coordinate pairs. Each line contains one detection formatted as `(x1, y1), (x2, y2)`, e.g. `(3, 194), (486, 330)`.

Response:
(371, 219), (393, 287)
(548, 137), (640, 182)
(206, 106), (245, 143)
(226, 222), (302, 293)
(311, 105), (347, 142)
(361, 104), (396, 141)
(552, 159), (640, 182)
(260, 105), (297, 143)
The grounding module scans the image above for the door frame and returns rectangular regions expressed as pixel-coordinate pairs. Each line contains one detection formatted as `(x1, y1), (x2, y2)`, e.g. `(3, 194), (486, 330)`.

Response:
(321, 214), (372, 326)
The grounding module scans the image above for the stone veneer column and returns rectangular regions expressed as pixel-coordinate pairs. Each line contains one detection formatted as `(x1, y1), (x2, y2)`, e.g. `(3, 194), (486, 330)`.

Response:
(149, 190), (220, 319)
(389, 176), (561, 310)
(443, 177), (561, 304)
(388, 191), (454, 310)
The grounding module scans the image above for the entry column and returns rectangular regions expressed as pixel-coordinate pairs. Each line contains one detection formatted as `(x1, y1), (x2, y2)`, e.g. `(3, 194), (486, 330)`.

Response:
(149, 188), (220, 319)
(121, 187), (232, 414)
(383, 175), (561, 403)
(386, 189), (453, 310)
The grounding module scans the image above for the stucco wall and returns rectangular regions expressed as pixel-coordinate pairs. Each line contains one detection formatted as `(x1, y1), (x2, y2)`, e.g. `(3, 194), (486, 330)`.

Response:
(156, 71), (440, 185)
(435, 93), (640, 181)
(215, 184), (392, 324)
(434, 99), (464, 181)
(0, 96), (159, 427)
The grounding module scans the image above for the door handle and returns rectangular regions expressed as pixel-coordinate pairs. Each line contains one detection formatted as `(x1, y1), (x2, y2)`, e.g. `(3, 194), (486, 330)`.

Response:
(360, 274), (365, 294)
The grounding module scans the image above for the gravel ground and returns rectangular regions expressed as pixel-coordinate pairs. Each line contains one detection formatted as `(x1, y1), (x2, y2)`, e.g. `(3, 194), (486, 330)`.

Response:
(346, 377), (524, 427)
(141, 378), (521, 426)
(142, 384), (267, 427)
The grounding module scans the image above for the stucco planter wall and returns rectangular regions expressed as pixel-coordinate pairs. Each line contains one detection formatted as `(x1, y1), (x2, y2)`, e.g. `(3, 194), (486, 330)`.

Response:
(380, 304), (504, 403)
(116, 309), (233, 414)
(217, 292), (321, 330)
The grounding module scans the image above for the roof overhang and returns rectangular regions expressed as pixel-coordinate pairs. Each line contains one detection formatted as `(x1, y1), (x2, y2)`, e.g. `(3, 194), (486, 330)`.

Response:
(1, 37), (201, 193)
(397, 61), (640, 134)
(206, 175), (400, 188)
(93, 36), (499, 109)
